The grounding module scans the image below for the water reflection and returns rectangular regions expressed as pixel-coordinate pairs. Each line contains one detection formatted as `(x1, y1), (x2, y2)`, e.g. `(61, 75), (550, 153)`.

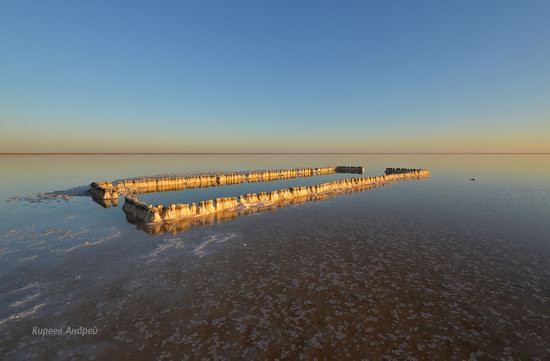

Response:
(125, 182), (384, 235)
(92, 195), (119, 208)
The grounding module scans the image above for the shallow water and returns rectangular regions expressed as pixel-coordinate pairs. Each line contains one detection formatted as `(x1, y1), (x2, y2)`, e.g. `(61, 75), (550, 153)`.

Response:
(1, 154), (549, 360)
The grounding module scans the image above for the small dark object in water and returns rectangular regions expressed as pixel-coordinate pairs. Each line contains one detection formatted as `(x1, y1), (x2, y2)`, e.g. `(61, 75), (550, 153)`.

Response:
(469, 178), (475, 181)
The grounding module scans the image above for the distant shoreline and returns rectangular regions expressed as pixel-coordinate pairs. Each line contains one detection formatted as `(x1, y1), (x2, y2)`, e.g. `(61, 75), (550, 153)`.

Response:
(1, 152), (549, 156)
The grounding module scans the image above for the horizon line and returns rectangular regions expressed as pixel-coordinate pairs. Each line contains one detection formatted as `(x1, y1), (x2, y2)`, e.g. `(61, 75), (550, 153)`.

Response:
(1, 152), (550, 156)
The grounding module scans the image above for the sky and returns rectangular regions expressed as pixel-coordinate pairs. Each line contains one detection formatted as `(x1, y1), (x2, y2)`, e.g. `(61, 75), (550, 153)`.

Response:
(1, 0), (549, 153)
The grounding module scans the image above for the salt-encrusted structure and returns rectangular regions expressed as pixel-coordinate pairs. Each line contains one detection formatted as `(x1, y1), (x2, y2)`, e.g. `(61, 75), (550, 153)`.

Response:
(122, 169), (429, 225)
(335, 166), (364, 174)
(126, 182), (384, 235)
(385, 167), (425, 175)
(90, 166), (362, 201)
(90, 181), (119, 200)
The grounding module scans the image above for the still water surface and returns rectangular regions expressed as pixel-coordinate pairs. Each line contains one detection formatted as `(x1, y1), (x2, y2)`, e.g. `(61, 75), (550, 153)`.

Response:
(1, 154), (549, 360)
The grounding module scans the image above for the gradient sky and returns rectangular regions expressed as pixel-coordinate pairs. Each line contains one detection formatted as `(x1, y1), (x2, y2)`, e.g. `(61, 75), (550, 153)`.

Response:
(1, 0), (549, 153)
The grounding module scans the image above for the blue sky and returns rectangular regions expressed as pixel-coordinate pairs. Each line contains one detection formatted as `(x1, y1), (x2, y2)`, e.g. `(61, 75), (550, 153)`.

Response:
(1, 0), (549, 152)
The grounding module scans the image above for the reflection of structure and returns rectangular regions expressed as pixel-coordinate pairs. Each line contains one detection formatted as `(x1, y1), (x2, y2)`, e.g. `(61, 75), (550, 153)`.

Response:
(91, 194), (119, 208)
(122, 168), (429, 231)
(125, 182), (383, 235)
(90, 166), (363, 203)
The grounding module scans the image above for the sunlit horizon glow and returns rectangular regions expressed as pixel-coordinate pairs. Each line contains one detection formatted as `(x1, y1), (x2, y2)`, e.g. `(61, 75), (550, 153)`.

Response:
(1, 1), (549, 153)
